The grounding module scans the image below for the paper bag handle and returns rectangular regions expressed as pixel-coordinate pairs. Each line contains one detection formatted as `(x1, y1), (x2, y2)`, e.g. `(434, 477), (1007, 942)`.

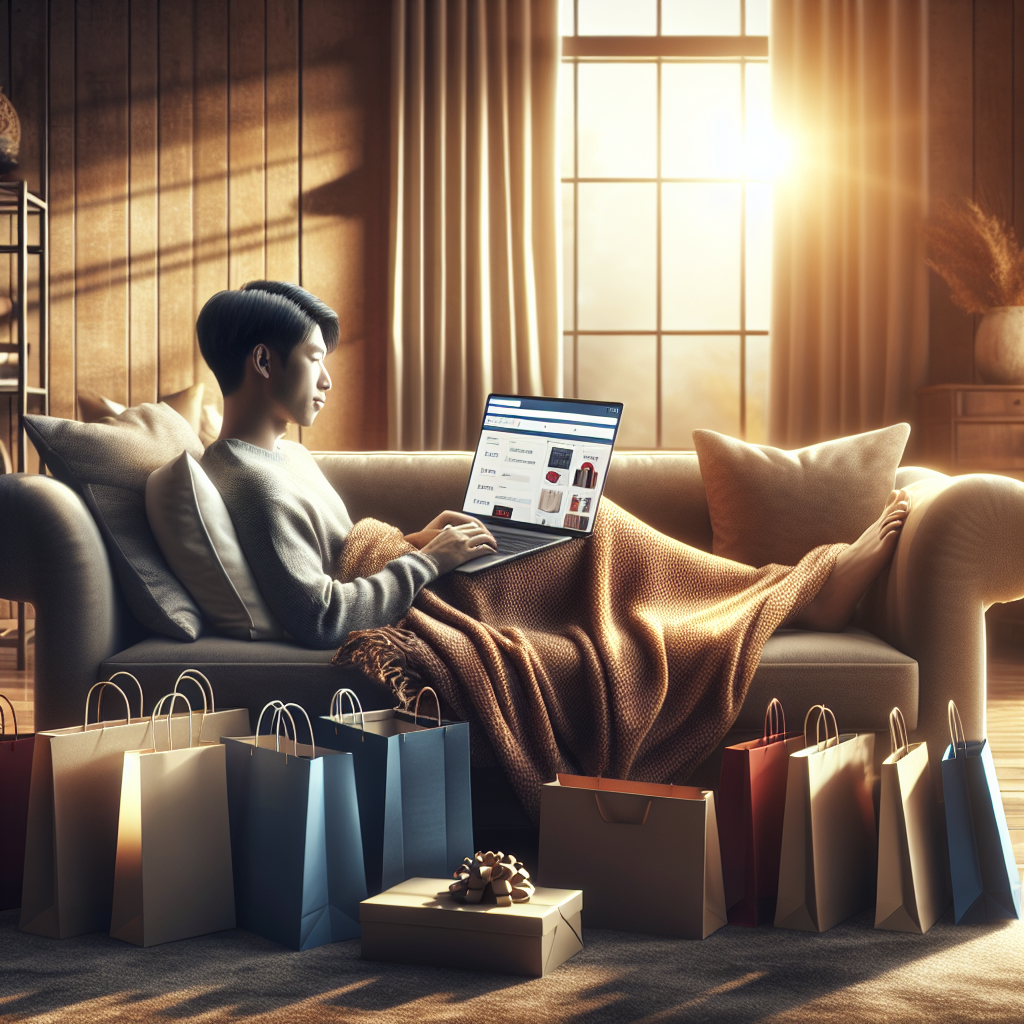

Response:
(888, 707), (910, 760)
(763, 698), (787, 744)
(412, 686), (442, 727)
(256, 700), (290, 752)
(150, 692), (193, 751)
(803, 704), (838, 750)
(329, 688), (365, 731)
(947, 700), (967, 757)
(255, 700), (316, 759)
(97, 672), (145, 721)
(0, 693), (18, 740)
(173, 669), (214, 714)
(84, 681), (133, 729)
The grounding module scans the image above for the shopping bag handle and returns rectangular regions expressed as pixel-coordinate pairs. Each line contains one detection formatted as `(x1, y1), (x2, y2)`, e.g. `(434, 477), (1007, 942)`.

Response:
(803, 704), (839, 750)
(97, 672), (145, 722)
(173, 669), (214, 714)
(84, 681), (134, 730)
(412, 686), (442, 727)
(256, 700), (290, 753)
(888, 707), (910, 760)
(0, 693), (18, 740)
(947, 700), (967, 757)
(150, 692), (193, 751)
(329, 687), (365, 731)
(763, 698), (787, 744)
(255, 701), (316, 759)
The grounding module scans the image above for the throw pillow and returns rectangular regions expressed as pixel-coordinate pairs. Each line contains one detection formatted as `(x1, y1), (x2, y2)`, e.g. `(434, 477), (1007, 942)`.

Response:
(24, 404), (206, 640)
(78, 382), (206, 436)
(691, 424), (911, 568)
(146, 452), (286, 641)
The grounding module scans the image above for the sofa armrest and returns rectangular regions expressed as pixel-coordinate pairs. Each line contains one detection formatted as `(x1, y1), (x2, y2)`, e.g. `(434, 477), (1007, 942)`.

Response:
(0, 474), (133, 730)
(859, 472), (1024, 787)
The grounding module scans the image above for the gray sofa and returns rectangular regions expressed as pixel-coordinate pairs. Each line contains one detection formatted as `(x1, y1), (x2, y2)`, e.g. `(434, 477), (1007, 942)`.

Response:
(2, 450), (1023, 809)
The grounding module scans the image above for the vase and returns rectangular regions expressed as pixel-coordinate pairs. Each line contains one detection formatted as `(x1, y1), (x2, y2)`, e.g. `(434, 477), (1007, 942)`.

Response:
(975, 306), (1024, 385)
(0, 87), (20, 174)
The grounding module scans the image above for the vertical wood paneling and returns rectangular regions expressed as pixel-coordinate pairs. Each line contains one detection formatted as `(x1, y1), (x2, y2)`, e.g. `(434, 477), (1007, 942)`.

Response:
(974, 0), (1015, 223)
(228, 0), (265, 288)
(74, 0), (129, 404)
(128, 0), (157, 404)
(1015, 0), (1024, 242)
(193, 0), (229, 403)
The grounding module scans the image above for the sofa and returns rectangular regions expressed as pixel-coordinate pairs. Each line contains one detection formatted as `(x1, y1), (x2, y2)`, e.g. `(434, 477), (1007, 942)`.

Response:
(2, 449), (1023, 828)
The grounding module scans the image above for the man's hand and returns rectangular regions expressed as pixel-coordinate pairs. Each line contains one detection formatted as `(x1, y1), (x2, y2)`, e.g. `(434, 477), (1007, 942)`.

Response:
(417, 521), (497, 574)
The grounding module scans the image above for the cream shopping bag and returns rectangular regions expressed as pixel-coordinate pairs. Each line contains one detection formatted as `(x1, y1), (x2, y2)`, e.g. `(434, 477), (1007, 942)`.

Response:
(875, 708), (948, 933)
(110, 693), (235, 946)
(19, 678), (164, 938)
(775, 706), (877, 933)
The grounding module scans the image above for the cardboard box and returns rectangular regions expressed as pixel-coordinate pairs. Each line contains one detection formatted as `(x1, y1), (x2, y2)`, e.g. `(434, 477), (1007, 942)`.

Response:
(360, 877), (583, 977)
(538, 775), (727, 938)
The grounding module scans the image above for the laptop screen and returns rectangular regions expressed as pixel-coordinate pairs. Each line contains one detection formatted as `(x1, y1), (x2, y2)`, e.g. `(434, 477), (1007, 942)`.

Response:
(461, 394), (624, 536)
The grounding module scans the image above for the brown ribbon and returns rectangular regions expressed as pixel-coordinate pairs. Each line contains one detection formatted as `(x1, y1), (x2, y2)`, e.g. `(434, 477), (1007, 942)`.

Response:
(449, 851), (535, 906)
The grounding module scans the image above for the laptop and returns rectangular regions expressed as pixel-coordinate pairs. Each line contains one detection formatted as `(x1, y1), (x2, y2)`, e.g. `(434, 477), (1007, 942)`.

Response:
(453, 393), (624, 574)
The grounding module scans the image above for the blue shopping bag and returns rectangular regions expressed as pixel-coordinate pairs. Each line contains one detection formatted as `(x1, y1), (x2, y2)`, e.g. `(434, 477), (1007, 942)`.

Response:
(313, 688), (473, 896)
(941, 701), (1021, 924)
(224, 702), (367, 950)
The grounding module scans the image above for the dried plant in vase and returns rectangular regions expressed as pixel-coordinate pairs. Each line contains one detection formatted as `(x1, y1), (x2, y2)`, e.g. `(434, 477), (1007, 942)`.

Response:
(924, 200), (1024, 384)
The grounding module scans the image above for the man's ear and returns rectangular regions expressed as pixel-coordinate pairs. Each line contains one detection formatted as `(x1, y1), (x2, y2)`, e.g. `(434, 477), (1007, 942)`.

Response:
(252, 344), (271, 379)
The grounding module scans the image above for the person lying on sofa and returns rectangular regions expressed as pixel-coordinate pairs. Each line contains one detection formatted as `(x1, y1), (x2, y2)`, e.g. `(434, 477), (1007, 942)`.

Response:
(197, 280), (910, 814)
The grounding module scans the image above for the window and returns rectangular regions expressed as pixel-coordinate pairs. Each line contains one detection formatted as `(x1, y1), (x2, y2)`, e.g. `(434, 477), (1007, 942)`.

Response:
(560, 0), (774, 448)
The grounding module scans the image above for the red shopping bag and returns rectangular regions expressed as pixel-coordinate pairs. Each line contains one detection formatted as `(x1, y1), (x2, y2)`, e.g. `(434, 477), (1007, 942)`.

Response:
(0, 694), (35, 910)
(718, 699), (806, 925)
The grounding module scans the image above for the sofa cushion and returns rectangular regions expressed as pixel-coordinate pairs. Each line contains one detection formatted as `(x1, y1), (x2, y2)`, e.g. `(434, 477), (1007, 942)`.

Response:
(24, 405), (205, 640)
(692, 424), (910, 567)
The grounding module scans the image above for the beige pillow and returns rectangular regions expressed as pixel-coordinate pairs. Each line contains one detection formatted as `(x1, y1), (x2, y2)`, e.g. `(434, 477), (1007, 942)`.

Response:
(146, 451), (286, 641)
(78, 383), (206, 436)
(691, 424), (911, 568)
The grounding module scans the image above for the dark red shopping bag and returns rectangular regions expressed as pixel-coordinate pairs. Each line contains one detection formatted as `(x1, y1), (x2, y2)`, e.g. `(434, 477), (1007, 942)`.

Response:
(0, 694), (34, 910)
(718, 699), (805, 926)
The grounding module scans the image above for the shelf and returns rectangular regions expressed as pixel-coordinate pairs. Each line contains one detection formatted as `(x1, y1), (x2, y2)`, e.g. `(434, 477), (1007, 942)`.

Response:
(0, 384), (46, 395)
(0, 245), (44, 255)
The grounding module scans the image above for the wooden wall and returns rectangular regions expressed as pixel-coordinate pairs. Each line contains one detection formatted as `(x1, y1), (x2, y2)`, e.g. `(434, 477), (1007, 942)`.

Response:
(0, 0), (391, 471)
(928, 0), (1024, 383)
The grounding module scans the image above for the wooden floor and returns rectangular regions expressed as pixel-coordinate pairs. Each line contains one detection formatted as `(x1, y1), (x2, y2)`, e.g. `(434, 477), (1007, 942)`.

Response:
(2, 618), (1022, 882)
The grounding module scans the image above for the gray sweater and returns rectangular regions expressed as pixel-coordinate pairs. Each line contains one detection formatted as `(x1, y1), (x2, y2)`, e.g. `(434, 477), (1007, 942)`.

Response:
(202, 439), (439, 649)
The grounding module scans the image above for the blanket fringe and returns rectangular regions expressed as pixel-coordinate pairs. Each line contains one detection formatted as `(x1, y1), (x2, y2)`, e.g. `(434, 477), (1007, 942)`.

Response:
(333, 626), (424, 710)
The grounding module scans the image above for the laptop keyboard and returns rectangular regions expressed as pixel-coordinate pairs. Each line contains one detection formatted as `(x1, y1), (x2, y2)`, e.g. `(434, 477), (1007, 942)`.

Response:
(492, 530), (555, 556)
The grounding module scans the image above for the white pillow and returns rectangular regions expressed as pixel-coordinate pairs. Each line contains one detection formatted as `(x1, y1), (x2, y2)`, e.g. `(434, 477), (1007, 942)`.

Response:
(146, 451), (286, 641)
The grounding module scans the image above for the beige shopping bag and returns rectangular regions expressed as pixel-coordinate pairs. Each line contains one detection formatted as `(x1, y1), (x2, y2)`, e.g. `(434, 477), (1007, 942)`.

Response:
(110, 693), (235, 946)
(875, 708), (949, 933)
(775, 706), (877, 933)
(19, 678), (163, 938)
(538, 774), (726, 938)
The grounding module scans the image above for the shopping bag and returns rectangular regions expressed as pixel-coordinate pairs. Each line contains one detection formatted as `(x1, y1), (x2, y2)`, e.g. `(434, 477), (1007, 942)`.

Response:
(19, 678), (162, 937)
(875, 707), (948, 933)
(538, 774), (727, 938)
(313, 688), (473, 895)
(718, 698), (806, 926)
(169, 669), (251, 744)
(941, 701), (1021, 924)
(0, 695), (34, 910)
(110, 693), (235, 946)
(775, 705), (877, 932)
(224, 701), (367, 950)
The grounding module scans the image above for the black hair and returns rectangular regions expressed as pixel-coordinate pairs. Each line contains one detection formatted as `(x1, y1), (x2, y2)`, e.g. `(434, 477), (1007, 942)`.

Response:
(196, 281), (340, 396)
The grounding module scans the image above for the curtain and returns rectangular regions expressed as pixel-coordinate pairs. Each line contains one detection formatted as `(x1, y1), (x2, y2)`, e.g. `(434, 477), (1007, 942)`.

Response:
(388, 0), (562, 451)
(769, 0), (929, 448)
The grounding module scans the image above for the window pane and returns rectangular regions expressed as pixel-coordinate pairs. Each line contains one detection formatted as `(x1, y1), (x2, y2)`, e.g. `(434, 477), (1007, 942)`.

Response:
(562, 183), (575, 330)
(559, 62), (575, 178)
(662, 183), (741, 330)
(578, 64), (657, 178)
(560, 0), (576, 35)
(662, 0), (740, 35)
(663, 64), (743, 179)
(744, 62), (774, 180)
(578, 335), (656, 447)
(563, 333), (576, 398)
(578, 183), (657, 330)
(745, 334), (770, 443)
(578, 0), (656, 35)
(746, 183), (771, 331)
(746, 0), (770, 36)
(662, 336), (741, 447)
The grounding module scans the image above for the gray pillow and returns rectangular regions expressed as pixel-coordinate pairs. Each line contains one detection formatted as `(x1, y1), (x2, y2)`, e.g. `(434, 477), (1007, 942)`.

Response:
(24, 405), (206, 640)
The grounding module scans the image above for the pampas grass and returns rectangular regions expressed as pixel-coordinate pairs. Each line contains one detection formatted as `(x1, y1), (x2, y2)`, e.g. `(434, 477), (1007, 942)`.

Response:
(924, 200), (1024, 313)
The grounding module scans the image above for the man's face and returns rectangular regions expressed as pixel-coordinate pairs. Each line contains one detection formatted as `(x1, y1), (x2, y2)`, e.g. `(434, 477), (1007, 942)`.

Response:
(266, 325), (332, 427)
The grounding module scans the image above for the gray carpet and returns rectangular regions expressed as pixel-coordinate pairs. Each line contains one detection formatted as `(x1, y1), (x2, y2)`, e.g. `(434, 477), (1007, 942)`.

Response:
(1, 908), (1020, 1023)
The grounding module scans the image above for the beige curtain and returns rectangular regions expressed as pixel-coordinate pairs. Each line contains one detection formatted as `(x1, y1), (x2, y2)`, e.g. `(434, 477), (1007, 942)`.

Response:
(388, 0), (562, 451)
(769, 0), (929, 448)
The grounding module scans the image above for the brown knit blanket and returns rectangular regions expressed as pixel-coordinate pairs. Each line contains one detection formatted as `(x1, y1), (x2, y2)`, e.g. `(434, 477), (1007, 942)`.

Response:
(333, 501), (843, 818)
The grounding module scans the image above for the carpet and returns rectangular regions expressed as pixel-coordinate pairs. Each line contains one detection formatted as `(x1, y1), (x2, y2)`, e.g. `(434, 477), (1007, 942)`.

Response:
(0, 908), (1020, 1023)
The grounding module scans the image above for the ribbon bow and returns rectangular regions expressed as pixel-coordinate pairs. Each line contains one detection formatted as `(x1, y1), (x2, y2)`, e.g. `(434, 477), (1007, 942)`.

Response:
(449, 851), (535, 906)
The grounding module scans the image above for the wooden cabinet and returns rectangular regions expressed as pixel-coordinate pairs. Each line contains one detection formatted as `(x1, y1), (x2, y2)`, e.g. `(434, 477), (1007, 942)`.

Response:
(917, 385), (1024, 479)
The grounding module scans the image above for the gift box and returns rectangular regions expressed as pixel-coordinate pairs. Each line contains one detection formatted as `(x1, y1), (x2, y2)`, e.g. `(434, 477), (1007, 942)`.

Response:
(360, 877), (583, 977)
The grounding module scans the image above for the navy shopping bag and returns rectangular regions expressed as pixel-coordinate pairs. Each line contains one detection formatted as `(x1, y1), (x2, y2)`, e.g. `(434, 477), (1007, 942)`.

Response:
(224, 702), (367, 950)
(313, 688), (473, 896)
(941, 701), (1021, 924)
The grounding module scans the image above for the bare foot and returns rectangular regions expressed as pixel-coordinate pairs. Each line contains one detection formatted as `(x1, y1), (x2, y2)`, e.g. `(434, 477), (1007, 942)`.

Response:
(787, 489), (910, 632)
